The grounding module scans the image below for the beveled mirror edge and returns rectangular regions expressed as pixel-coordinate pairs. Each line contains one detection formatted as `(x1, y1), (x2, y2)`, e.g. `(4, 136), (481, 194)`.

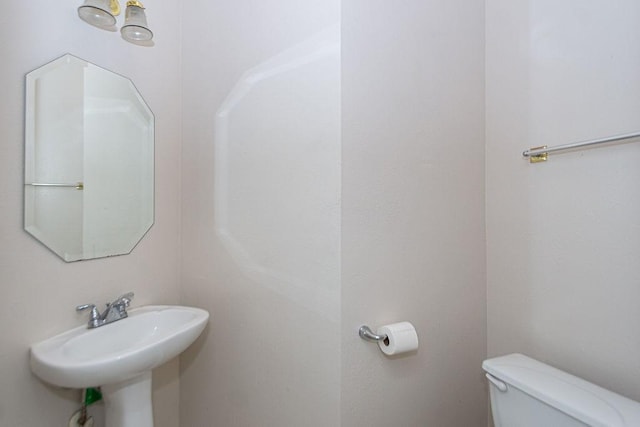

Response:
(24, 53), (156, 262)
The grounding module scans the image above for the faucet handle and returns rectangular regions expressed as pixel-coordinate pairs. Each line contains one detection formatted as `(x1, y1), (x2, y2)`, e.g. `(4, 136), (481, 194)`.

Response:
(76, 304), (101, 328)
(114, 292), (134, 306)
(77, 303), (98, 315)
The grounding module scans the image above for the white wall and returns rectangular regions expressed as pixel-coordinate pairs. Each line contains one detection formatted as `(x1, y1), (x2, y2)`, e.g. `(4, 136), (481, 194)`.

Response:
(341, 1), (487, 425)
(181, 0), (486, 426)
(0, 1), (182, 426)
(180, 1), (342, 425)
(486, 0), (640, 403)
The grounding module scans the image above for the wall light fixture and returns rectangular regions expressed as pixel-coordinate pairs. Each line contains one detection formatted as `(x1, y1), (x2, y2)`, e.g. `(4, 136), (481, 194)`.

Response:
(77, 0), (153, 44)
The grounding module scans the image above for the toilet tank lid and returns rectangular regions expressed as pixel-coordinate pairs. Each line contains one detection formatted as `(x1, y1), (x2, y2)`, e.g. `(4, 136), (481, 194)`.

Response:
(483, 353), (640, 427)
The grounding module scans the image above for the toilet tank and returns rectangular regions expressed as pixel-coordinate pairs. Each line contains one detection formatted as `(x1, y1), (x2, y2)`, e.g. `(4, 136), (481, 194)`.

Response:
(482, 354), (640, 427)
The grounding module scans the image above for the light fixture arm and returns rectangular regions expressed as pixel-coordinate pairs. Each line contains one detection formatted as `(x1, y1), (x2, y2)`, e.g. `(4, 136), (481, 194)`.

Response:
(109, 0), (121, 16)
(126, 0), (145, 8)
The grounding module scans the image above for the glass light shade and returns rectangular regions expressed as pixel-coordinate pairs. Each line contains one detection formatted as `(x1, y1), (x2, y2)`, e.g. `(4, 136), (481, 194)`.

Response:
(121, 4), (153, 42)
(78, 0), (117, 28)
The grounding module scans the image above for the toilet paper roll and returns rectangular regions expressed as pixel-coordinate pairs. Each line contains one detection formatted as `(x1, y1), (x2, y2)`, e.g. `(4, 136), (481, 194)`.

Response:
(376, 322), (419, 356)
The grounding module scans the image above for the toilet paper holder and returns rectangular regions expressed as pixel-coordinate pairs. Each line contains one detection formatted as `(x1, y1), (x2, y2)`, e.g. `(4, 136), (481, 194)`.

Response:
(359, 325), (388, 343)
(359, 322), (419, 356)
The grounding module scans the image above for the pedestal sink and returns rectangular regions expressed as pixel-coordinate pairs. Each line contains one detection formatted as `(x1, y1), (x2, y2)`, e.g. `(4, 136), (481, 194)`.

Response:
(30, 305), (209, 427)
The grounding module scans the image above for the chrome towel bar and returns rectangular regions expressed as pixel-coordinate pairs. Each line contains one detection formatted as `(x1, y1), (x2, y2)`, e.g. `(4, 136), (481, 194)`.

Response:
(523, 131), (640, 163)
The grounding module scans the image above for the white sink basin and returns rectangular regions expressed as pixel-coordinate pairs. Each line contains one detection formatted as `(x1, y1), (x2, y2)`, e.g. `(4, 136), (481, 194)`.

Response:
(31, 305), (208, 388)
(30, 305), (209, 427)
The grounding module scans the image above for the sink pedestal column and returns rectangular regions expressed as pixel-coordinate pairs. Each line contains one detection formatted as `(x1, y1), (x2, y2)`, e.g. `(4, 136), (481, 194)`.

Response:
(102, 371), (154, 427)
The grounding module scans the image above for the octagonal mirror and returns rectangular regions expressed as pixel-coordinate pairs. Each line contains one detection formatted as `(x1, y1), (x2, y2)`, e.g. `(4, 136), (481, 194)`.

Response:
(24, 54), (154, 262)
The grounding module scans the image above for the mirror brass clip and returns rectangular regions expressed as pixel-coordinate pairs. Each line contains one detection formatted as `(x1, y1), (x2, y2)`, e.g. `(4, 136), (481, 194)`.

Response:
(529, 146), (548, 163)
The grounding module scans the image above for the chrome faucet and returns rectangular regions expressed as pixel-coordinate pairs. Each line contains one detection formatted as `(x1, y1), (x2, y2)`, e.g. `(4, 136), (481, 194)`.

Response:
(76, 292), (134, 329)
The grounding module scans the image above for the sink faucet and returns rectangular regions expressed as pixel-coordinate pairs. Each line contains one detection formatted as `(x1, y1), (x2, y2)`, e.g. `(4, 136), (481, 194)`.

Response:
(76, 292), (134, 329)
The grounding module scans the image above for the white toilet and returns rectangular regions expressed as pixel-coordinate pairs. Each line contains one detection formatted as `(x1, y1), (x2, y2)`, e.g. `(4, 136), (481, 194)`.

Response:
(483, 353), (640, 427)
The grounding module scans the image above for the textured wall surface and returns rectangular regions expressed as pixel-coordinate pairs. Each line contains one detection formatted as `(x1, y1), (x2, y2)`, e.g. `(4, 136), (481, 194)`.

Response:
(180, 1), (342, 425)
(341, 1), (487, 425)
(180, 1), (487, 426)
(486, 0), (640, 402)
(0, 1), (183, 425)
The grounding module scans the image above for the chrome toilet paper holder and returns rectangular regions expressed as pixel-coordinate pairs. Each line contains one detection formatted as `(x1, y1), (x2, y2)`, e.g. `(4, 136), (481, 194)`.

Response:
(359, 325), (388, 343)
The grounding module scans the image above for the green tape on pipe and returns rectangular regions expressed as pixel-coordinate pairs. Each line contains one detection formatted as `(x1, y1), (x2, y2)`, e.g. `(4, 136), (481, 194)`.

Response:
(84, 387), (102, 406)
